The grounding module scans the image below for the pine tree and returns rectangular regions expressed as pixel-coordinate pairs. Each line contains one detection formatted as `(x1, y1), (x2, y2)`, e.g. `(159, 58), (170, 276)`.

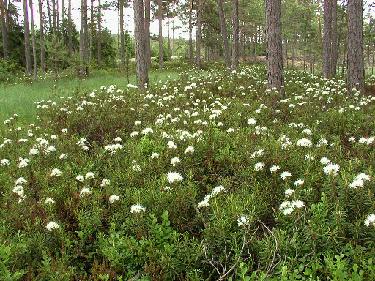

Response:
(144, 0), (151, 69)
(158, 0), (164, 69)
(0, 0), (9, 59)
(231, 0), (239, 70)
(217, 0), (230, 68)
(347, 0), (364, 92)
(195, 0), (202, 68)
(133, 0), (149, 88)
(266, 0), (284, 94)
(119, 0), (125, 69)
(23, 0), (32, 75)
(80, 0), (89, 76)
(29, 0), (37, 79)
(39, 0), (46, 75)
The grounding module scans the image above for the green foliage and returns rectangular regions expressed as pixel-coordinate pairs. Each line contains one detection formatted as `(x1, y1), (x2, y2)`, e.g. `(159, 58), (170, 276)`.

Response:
(0, 243), (25, 281)
(0, 59), (22, 83)
(0, 65), (374, 279)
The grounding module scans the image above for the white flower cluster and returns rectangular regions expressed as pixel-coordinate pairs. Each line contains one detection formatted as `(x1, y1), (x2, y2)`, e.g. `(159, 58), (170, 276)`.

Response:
(296, 138), (312, 147)
(130, 204), (146, 214)
(279, 200), (305, 215)
(109, 195), (120, 204)
(50, 168), (62, 177)
(77, 138), (89, 151)
(46, 221), (60, 231)
(364, 214), (375, 227)
(198, 185), (226, 208)
(167, 172), (183, 184)
(323, 163), (340, 177)
(254, 162), (265, 171)
(13, 177), (27, 202)
(104, 143), (123, 154)
(349, 173), (370, 188)
(237, 215), (249, 227)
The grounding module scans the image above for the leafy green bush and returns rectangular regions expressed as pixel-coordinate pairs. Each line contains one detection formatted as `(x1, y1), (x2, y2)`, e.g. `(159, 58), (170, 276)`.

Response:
(0, 65), (374, 279)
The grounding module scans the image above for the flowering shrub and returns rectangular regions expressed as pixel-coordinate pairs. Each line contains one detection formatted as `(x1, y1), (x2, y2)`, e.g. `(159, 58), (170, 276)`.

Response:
(0, 65), (374, 280)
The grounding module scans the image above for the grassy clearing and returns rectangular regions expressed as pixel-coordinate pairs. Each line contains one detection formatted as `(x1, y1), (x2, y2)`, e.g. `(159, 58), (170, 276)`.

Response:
(0, 69), (179, 122)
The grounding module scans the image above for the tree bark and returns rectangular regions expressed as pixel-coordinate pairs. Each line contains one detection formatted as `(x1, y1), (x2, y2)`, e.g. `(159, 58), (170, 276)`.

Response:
(23, 0), (32, 75)
(90, 0), (94, 62)
(167, 17), (171, 58)
(195, 0), (202, 68)
(372, 46), (374, 75)
(291, 35), (296, 68)
(266, 0), (284, 94)
(217, 0), (230, 68)
(97, 0), (101, 65)
(47, 0), (52, 31)
(331, 0), (338, 76)
(133, 0), (149, 88)
(144, 0), (151, 69)
(0, 0), (9, 59)
(39, 0), (46, 75)
(323, 0), (333, 78)
(56, 0), (59, 31)
(29, 0), (37, 79)
(52, 0), (56, 32)
(188, 0), (194, 62)
(172, 18), (175, 57)
(284, 39), (288, 67)
(347, 0), (364, 92)
(231, 0), (239, 70)
(80, 0), (88, 76)
(68, 0), (72, 54)
(119, 0), (125, 69)
(158, 0), (164, 69)
(62, 0), (65, 22)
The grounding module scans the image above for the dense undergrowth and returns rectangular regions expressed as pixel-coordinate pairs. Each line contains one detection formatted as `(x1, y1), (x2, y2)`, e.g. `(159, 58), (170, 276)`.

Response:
(0, 65), (374, 280)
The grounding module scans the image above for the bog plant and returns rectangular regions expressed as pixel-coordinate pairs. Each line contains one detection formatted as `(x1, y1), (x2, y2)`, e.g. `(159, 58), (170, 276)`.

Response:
(0, 65), (374, 280)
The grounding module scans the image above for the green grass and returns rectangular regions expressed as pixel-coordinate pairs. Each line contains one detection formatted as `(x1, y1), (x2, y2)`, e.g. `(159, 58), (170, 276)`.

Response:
(0, 69), (179, 122)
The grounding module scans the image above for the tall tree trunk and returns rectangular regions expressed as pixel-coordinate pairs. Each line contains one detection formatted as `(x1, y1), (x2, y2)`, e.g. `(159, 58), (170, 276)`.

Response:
(133, 0), (149, 88)
(47, 0), (52, 31)
(217, 0), (230, 68)
(68, 0), (72, 54)
(195, 0), (202, 68)
(52, 0), (56, 32)
(172, 18), (175, 57)
(62, 0), (65, 22)
(97, 0), (101, 65)
(56, 0), (59, 31)
(39, 0), (46, 75)
(347, 0), (364, 92)
(323, 0), (332, 78)
(331, 0), (338, 76)
(158, 0), (163, 69)
(167, 17), (171, 58)
(0, 0), (9, 59)
(188, 0), (194, 62)
(231, 0), (239, 70)
(90, 0), (94, 62)
(266, 0), (284, 94)
(284, 39), (288, 67)
(372, 45), (374, 75)
(80, 0), (88, 76)
(29, 0), (37, 79)
(303, 38), (306, 71)
(144, 0), (151, 69)
(291, 35), (296, 68)
(23, 0), (32, 75)
(119, 0), (125, 69)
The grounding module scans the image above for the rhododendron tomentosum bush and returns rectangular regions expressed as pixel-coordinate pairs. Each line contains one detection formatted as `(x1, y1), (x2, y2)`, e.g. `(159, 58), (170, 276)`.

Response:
(0, 65), (374, 280)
